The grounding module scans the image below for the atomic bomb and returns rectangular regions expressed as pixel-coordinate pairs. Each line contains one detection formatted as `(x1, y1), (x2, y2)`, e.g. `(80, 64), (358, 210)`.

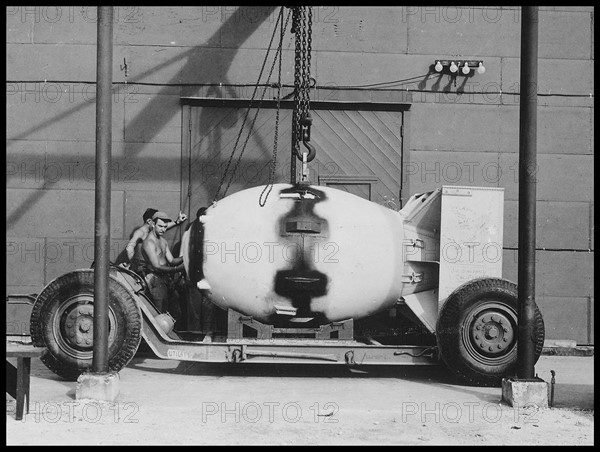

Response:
(30, 181), (544, 387)
(181, 183), (411, 325)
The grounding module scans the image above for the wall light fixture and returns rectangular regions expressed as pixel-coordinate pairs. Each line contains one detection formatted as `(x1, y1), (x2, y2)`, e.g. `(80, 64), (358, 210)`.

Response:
(433, 59), (485, 76)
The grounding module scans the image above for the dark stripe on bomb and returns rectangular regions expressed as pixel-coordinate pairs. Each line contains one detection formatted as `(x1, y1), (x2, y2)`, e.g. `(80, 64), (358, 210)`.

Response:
(273, 184), (330, 322)
(187, 207), (208, 284)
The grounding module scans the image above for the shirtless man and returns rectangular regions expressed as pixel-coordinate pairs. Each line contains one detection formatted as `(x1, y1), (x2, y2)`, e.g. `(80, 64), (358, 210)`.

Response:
(141, 211), (186, 313)
(123, 208), (187, 272)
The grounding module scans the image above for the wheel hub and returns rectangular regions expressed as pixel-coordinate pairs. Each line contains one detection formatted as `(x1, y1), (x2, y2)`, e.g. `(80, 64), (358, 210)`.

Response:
(64, 304), (95, 348)
(470, 311), (514, 356)
(57, 297), (116, 355)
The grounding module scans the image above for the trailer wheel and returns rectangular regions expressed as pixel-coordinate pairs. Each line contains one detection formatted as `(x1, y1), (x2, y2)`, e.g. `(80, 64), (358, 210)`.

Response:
(30, 269), (142, 381)
(436, 278), (544, 387)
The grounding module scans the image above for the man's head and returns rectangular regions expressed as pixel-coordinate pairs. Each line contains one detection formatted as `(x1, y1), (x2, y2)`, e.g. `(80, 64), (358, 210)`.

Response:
(196, 207), (207, 219)
(151, 211), (171, 236)
(143, 208), (158, 225)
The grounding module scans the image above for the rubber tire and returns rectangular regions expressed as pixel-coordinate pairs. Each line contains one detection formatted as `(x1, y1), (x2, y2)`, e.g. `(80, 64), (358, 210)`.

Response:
(436, 278), (545, 387)
(30, 269), (142, 381)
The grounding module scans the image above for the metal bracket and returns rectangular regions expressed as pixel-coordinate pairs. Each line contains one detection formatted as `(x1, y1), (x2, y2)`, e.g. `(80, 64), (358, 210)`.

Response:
(230, 347), (246, 363)
(344, 350), (356, 366)
(285, 219), (322, 234)
(409, 238), (425, 249)
(401, 272), (424, 284)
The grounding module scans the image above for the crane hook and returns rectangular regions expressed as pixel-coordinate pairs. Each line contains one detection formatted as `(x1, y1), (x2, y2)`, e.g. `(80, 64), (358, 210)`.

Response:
(297, 114), (316, 162)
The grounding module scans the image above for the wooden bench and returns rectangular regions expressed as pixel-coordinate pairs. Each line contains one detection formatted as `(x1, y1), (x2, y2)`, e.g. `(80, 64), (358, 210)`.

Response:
(6, 342), (46, 421)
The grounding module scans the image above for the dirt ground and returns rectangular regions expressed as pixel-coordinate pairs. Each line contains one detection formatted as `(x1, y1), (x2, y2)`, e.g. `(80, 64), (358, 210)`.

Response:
(6, 353), (594, 445)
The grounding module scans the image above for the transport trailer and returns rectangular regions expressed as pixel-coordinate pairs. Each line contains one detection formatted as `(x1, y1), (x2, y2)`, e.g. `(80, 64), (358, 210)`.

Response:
(24, 185), (545, 386)
(135, 271), (437, 368)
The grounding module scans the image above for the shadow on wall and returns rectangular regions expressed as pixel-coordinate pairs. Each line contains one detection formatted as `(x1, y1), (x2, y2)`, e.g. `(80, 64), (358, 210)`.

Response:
(7, 6), (279, 231)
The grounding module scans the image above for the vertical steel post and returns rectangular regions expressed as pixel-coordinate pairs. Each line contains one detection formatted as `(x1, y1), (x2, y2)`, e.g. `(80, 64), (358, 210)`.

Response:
(92, 6), (113, 373)
(517, 6), (539, 379)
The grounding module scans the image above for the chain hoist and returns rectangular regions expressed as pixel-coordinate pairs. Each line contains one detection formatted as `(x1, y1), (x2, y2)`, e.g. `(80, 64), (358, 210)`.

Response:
(259, 7), (289, 207)
(213, 7), (290, 203)
(213, 7), (312, 205)
(292, 6), (315, 184)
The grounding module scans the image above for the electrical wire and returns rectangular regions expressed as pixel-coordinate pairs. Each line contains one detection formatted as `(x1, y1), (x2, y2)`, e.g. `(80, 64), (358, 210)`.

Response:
(7, 79), (593, 98)
(6, 74), (595, 99)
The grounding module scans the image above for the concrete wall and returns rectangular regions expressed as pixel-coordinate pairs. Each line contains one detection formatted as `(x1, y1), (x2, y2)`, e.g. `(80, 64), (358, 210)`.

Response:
(6, 6), (594, 343)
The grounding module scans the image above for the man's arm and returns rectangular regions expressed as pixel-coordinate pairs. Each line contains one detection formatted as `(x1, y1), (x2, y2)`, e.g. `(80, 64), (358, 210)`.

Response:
(166, 211), (188, 231)
(165, 246), (184, 266)
(142, 240), (184, 274)
(125, 228), (145, 261)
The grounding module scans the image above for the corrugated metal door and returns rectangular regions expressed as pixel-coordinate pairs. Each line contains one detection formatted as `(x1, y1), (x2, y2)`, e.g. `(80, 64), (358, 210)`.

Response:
(181, 100), (406, 217)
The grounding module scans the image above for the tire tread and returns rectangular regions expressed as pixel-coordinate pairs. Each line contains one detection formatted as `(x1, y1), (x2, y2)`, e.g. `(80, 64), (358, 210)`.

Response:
(436, 278), (545, 387)
(30, 270), (142, 381)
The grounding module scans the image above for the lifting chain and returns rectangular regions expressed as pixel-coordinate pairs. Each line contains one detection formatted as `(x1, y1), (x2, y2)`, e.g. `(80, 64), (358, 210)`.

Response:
(213, 8), (290, 203)
(293, 6), (316, 169)
(292, 7), (302, 159)
(259, 7), (290, 207)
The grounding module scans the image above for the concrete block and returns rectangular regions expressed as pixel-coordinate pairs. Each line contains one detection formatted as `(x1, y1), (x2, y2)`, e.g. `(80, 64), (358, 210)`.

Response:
(30, 7), (97, 45)
(503, 200), (590, 249)
(124, 93), (182, 143)
(592, 10), (595, 64)
(535, 93), (594, 109)
(314, 51), (406, 89)
(590, 297), (594, 344)
(537, 108), (593, 155)
(502, 250), (593, 298)
(120, 45), (224, 85)
(407, 6), (521, 57)
(501, 377), (549, 408)
(42, 141), (134, 191)
(496, 106), (595, 153)
(590, 203), (594, 251)
(538, 252), (594, 297)
(501, 249), (517, 282)
(538, 10), (592, 60)
(8, 7), (161, 47)
(6, 7), (38, 43)
(7, 140), (139, 192)
(114, 6), (222, 47)
(220, 6), (284, 50)
(6, 43), (96, 81)
(410, 104), (502, 152)
(498, 153), (594, 202)
(310, 6), (408, 54)
(6, 140), (48, 190)
(536, 296), (590, 344)
(6, 88), (125, 142)
(6, 237), (45, 287)
(76, 371), (120, 402)
(227, 47), (296, 84)
(496, 106), (520, 151)
(7, 188), (124, 239)
(6, 297), (34, 336)
(540, 6), (594, 12)
(501, 58), (593, 103)
(402, 150), (499, 199)
(592, 105), (595, 156)
(114, 142), (182, 192)
(370, 89), (414, 104)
